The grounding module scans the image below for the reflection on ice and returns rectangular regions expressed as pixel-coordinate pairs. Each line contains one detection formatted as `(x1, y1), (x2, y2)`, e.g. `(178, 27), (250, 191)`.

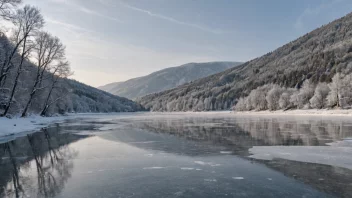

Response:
(0, 127), (88, 198)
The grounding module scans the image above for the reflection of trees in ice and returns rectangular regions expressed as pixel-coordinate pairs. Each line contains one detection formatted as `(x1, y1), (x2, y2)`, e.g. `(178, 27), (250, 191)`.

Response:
(128, 116), (352, 197)
(131, 116), (352, 147)
(0, 128), (81, 198)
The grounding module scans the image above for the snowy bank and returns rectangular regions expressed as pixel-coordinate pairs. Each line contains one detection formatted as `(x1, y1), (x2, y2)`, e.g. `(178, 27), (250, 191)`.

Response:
(232, 109), (352, 116)
(0, 112), (146, 140)
(0, 116), (69, 137)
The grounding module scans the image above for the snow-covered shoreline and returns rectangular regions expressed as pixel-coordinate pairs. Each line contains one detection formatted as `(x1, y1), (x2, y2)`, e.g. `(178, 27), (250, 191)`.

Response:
(0, 115), (69, 137)
(0, 112), (145, 139)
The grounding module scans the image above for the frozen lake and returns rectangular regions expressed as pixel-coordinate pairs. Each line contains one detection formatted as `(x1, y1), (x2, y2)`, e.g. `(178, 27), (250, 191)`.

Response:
(0, 112), (351, 197)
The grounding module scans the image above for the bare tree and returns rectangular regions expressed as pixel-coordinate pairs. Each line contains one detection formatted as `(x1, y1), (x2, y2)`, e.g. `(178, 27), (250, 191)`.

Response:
(2, 5), (44, 117)
(40, 61), (71, 116)
(0, 0), (22, 20)
(0, 0), (21, 83)
(0, 23), (24, 86)
(21, 32), (65, 117)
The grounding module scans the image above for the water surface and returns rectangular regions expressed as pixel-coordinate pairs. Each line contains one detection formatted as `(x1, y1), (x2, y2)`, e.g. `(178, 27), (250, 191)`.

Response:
(1, 113), (351, 198)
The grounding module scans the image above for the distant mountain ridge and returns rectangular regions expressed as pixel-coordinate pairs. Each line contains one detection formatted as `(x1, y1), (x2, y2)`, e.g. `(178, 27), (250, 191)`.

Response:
(99, 62), (242, 99)
(138, 12), (352, 111)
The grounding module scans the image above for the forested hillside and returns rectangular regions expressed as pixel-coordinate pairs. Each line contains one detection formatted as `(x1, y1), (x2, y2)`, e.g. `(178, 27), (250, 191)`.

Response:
(139, 12), (352, 111)
(0, 0), (143, 117)
(99, 62), (241, 99)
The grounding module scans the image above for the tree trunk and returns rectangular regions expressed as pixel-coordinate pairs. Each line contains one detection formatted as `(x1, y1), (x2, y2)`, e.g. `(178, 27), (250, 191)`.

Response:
(21, 82), (38, 117)
(40, 83), (55, 116)
(0, 39), (24, 87)
(21, 68), (41, 117)
(2, 37), (27, 117)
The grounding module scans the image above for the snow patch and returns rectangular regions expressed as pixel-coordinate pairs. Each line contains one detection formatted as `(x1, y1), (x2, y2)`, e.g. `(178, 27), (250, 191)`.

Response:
(233, 177), (244, 180)
(143, 167), (165, 170)
(180, 167), (194, 170)
(0, 116), (69, 139)
(194, 161), (221, 166)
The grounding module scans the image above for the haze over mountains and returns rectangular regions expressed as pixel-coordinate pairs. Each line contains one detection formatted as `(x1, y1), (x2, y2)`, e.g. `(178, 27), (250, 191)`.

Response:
(138, 12), (352, 111)
(99, 62), (242, 99)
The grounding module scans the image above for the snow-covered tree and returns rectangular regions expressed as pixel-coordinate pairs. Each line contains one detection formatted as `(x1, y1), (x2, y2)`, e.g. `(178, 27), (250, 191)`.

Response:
(40, 61), (71, 116)
(266, 84), (284, 111)
(247, 85), (273, 110)
(0, 0), (22, 20)
(309, 83), (330, 109)
(2, 5), (44, 116)
(279, 88), (296, 109)
(327, 73), (344, 108)
(234, 97), (247, 111)
(327, 73), (352, 108)
(22, 32), (65, 117)
(296, 80), (315, 109)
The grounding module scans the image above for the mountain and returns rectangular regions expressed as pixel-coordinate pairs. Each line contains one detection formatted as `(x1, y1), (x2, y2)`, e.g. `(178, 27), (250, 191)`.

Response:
(139, 12), (352, 111)
(99, 62), (242, 99)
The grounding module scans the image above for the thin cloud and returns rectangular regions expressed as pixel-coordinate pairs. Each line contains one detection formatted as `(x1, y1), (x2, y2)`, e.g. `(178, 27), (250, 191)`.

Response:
(46, 17), (97, 39)
(79, 7), (123, 23)
(50, 0), (123, 23)
(121, 2), (223, 34)
(46, 18), (91, 32)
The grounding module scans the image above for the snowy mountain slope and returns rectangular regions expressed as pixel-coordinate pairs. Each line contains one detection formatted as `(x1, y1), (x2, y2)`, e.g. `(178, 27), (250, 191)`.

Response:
(99, 62), (242, 99)
(138, 12), (352, 111)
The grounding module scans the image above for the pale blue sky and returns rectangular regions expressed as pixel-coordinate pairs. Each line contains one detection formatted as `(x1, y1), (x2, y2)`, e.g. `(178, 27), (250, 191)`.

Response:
(23, 0), (352, 87)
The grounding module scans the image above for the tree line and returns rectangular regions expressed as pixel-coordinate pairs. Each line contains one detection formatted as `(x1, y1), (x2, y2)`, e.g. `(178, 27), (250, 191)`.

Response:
(234, 71), (352, 111)
(0, 0), (71, 117)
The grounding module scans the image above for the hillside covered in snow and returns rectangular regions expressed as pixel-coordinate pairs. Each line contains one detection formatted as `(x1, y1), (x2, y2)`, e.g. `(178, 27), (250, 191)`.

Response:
(139, 12), (352, 112)
(99, 62), (242, 99)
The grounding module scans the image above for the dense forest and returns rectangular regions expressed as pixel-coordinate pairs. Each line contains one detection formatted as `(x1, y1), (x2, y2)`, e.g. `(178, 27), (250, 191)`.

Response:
(0, 0), (144, 117)
(139, 11), (352, 112)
